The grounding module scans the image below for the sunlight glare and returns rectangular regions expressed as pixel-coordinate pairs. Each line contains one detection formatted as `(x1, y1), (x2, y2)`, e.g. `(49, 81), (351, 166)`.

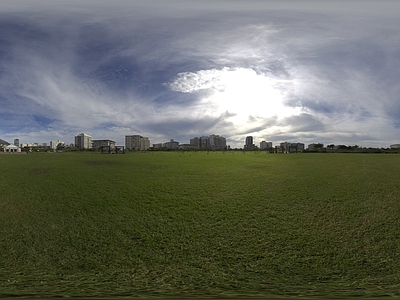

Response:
(203, 68), (299, 124)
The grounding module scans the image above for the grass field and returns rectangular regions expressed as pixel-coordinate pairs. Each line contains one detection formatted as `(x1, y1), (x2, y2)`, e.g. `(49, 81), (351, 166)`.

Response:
(1, 151), (400, 298)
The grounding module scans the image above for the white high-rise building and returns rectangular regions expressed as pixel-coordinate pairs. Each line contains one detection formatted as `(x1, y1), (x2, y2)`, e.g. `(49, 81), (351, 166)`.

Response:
(125, 135), (150, 150)
(75, 133), (93, 149)
(140, 137), (150, 150)
(209, 134), (227, 150)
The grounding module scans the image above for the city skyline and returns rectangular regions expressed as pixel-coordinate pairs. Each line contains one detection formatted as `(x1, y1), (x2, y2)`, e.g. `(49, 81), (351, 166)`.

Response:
(1, 1), (400, 148)
(4, 131), (399, 151)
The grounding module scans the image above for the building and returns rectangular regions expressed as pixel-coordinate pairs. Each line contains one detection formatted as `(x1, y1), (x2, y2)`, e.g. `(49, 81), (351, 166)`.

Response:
(75, 133), (93, 149)
(209, 134), (226, 150)
(125, 135), (150, 150)
(140, 137), (150, 150)
(92, 139), (116, 150)
(280, 142), (305, 152)
(50, 140), (64, 150)
(4, 144), (20, 153)
(390, 144), (400, 149)
(244, 136), (255, 150)
(179, 144), (196, 150)
(200, 136), (209, 149)
(163, 139), (179, 149)
(280, 142), (290, 152)
(308, 143), (324, 150)
(260, 141), (272, 150)
(189, 135), (226, 150)
(14, 139), (19, 147)
(190, 137), (200, 148)
(291, 143), (305, 151)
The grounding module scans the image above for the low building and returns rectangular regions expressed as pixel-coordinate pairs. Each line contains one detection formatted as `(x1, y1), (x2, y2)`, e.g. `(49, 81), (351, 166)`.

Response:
(163, 139), (179, 149)
(4, 144), (20, 153)
(92, 139), (116, 150)
(390, 144), (400, 149)
(50, 140), (64, 150)
(179, 144), (196, 150)
(280, 142), (305, 152)
(308, 143), (324, 150)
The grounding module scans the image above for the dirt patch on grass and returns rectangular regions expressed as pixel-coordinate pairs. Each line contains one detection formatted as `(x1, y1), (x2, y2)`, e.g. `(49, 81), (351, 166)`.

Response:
(31, 169), (49, 175)
(84, 160), (121, 166)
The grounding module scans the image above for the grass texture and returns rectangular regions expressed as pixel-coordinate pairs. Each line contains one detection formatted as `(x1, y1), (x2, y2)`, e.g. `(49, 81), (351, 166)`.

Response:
(1, 152), (400, 298)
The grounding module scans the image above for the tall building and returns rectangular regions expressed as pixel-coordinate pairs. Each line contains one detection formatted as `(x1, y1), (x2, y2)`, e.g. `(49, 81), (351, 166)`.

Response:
(75, 133), (93, 149)
(260, 141), (272, 149)
(200, 136), (209, 149)
(190, 137), (200, 148)
(140, 137), (150, 150)
(125, 135), (150, 150)
(190, 135), (226, 150)
(244, 136), (255, 150)
(14, 139), (19, 147)
(209, 134), (227, 150)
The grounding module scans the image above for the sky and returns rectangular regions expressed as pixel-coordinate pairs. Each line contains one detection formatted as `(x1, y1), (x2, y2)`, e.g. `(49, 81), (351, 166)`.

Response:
(1, 0), (400, 148)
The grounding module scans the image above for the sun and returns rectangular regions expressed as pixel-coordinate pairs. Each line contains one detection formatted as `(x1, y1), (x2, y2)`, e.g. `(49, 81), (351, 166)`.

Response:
(201, 67), (298, 125)
(168, 67), (301, 131)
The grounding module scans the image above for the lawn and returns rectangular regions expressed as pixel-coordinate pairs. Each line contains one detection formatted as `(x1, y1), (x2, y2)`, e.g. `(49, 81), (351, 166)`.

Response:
(1, 151), (400, 298)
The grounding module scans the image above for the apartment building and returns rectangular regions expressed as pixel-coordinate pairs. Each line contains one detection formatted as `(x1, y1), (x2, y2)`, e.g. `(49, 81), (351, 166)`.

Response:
(92, 139), (116, 150)
(75, 133), (93, 149)
(190, 134), (226, 150)
(260, 141), (273, 149)
(125, 135), (150, 150)
(244, 136), (255, 150)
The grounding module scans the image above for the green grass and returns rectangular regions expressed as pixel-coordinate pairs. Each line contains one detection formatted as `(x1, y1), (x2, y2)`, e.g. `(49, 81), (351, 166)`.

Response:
(1, 152), (400, 298)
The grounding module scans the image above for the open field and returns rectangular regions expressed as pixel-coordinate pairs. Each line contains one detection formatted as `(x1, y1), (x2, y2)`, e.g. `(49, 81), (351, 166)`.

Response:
(1, 152), (400, 298)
